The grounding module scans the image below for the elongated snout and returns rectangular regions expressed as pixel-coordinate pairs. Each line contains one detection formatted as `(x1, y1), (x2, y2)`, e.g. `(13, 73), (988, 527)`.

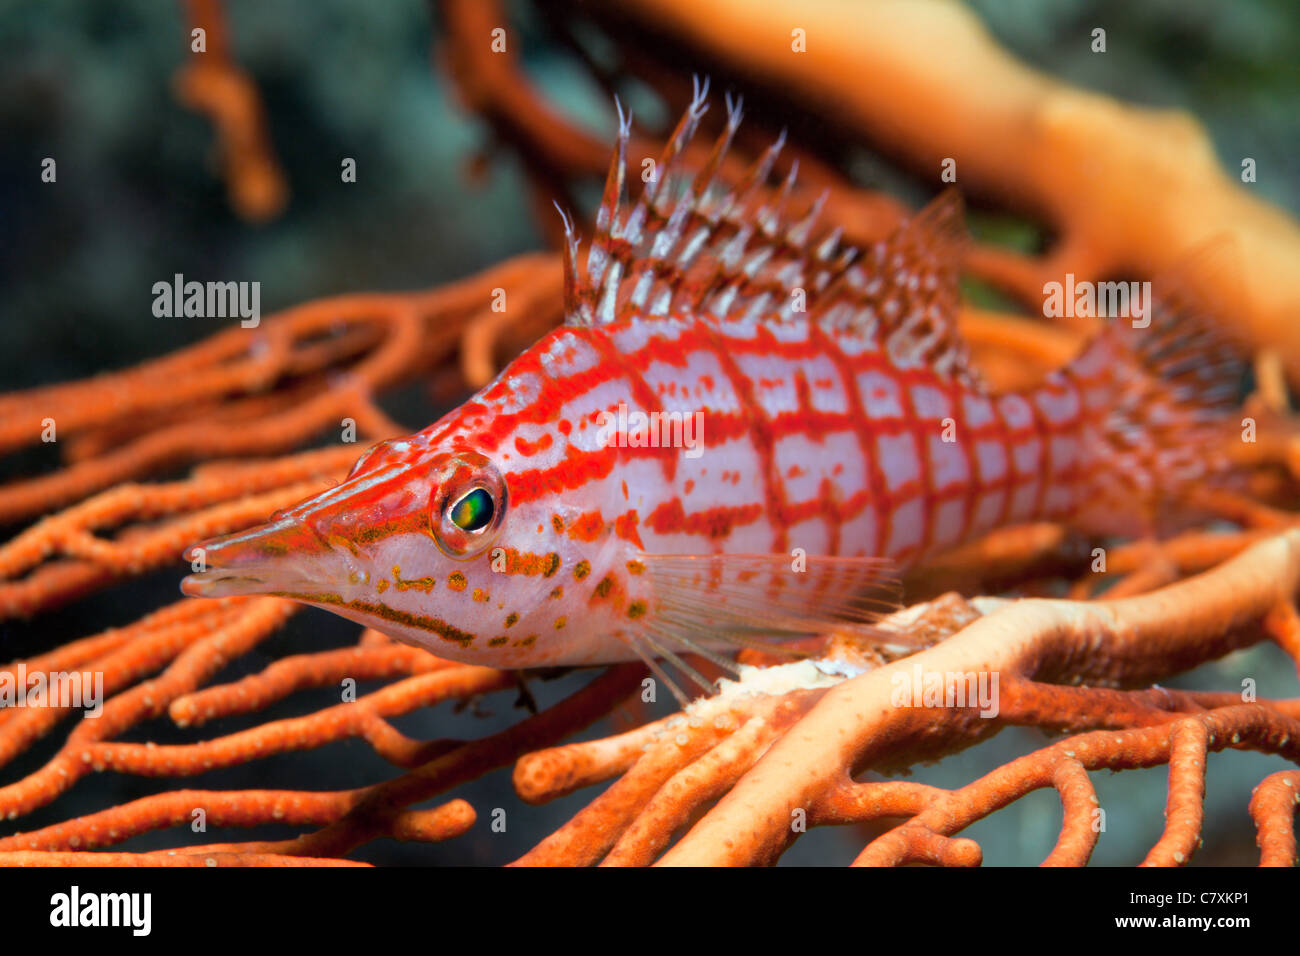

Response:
(180, 517), (322, 599)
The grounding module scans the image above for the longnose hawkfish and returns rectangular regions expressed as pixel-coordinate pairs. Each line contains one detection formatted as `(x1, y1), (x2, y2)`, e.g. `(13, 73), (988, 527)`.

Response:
(181, 84), (1245, 700)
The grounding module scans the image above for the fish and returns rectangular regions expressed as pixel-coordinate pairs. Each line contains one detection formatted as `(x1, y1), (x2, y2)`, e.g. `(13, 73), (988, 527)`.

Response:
(180, 80), (1246, 696)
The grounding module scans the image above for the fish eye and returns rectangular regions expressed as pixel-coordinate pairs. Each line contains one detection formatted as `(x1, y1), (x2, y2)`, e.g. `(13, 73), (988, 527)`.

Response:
(448, 487), (495, 533)
(430, 452), (507, 559)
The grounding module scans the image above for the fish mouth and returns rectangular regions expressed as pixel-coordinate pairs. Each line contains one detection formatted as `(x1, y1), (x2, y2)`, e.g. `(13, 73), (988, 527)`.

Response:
(180, 518), (324, 600)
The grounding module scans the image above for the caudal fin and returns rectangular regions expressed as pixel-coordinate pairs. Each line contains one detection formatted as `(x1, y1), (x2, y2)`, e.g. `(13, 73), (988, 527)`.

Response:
(1061, 240), (1250, 534)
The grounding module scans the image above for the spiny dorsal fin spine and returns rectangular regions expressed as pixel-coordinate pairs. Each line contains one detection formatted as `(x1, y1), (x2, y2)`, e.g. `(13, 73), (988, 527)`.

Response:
(585, 96), (630, 299)
(557, 85), (976, 385)
(553, 201), (583, 324)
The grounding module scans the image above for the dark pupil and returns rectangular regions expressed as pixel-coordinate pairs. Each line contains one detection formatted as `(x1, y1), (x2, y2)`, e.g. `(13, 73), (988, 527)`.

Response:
(449, 488), (494, 532)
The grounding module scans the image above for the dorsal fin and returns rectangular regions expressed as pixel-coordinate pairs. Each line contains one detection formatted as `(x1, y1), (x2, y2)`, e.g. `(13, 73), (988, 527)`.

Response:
(807, 190), (971, 380)
(557, 79), (978, 385)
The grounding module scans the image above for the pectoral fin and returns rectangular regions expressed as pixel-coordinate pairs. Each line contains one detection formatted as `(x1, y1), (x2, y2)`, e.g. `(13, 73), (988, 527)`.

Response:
(619, 552), (903, 704)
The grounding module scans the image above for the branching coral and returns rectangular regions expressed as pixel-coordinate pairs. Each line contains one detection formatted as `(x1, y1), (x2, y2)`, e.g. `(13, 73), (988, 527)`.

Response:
(2, 0), (1299, 866)
(0, 589), (642, 863)
(174, 0), (287, 222)
(509, 544), (1300, 866)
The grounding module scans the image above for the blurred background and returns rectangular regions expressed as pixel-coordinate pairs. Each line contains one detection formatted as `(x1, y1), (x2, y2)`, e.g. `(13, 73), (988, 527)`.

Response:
(0, 0), (1297, 865)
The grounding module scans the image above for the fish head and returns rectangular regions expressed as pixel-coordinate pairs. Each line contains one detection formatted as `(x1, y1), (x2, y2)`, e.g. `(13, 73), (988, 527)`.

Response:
(181, 334), (643, 666)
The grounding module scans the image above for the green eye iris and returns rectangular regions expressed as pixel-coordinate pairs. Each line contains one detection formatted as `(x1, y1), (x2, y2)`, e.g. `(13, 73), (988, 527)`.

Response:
(449, 487), (494, 532)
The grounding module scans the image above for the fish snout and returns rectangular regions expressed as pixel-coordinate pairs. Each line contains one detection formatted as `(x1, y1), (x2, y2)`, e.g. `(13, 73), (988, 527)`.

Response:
(180, 518), (319, 599)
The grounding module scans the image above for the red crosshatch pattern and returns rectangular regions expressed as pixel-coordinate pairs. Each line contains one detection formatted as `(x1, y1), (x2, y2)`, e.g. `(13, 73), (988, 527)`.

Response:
(441, 315), (1096, 571)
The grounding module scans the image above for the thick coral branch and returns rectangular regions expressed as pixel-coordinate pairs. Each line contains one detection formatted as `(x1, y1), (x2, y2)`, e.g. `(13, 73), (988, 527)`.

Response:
(507, 535), (1300, 866)
(656, 532), (1300, 864)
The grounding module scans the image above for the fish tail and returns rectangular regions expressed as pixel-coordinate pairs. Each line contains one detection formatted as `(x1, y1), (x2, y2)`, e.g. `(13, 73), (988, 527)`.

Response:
(1057, 241), (1250, 535)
